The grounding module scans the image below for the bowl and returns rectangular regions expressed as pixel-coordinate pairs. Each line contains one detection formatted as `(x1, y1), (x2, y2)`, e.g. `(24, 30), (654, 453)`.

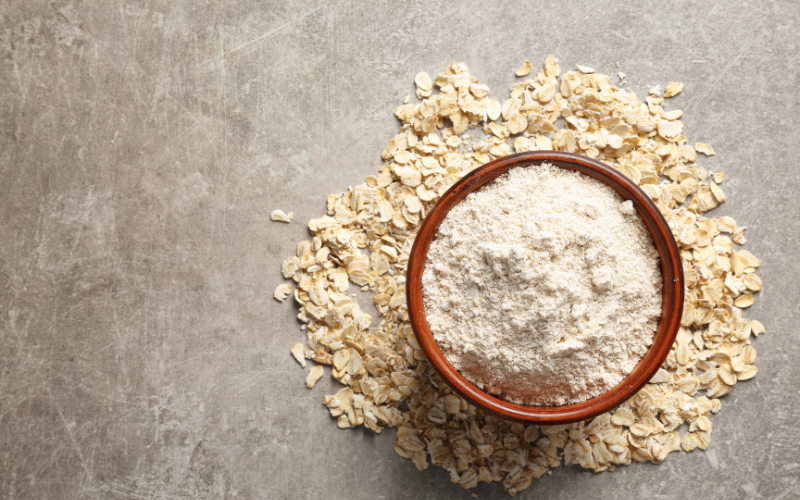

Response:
(406, 151), (684, 425)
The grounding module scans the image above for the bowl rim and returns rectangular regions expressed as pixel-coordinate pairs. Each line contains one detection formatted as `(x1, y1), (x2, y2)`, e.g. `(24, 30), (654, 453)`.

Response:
(405, 151), (684, 424)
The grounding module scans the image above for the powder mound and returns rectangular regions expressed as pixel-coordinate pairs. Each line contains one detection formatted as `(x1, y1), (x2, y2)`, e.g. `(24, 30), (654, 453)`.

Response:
(422, 164), (663, 406)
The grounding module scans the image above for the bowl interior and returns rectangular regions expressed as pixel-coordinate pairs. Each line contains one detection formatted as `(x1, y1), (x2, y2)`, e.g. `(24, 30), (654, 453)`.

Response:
(406, 151), (684, 424)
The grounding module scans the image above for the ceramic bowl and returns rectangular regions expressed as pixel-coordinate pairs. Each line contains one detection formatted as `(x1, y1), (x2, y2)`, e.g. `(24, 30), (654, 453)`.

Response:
(406, 151), (684, 424)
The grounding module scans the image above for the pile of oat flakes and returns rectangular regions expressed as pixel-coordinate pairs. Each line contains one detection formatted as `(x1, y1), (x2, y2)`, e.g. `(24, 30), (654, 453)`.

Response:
(275, 57), (764, 496)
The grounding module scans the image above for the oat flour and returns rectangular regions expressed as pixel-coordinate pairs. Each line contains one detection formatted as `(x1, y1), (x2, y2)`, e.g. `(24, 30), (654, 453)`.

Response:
(422, 164), (663, 406)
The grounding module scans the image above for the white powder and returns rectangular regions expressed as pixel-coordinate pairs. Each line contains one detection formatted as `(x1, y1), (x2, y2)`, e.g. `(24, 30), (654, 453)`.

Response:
(422, 164), (662, 406)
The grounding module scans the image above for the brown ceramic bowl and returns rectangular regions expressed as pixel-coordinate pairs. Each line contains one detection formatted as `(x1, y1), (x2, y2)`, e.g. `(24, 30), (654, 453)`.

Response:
(406, 151), (683, 425)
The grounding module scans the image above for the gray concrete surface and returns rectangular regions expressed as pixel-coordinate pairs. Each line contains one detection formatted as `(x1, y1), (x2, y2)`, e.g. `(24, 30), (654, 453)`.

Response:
(1, 1), (799, 499)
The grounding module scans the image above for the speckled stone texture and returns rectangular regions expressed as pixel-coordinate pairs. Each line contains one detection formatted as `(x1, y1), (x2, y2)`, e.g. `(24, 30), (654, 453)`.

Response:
(1, 1), (798, 499)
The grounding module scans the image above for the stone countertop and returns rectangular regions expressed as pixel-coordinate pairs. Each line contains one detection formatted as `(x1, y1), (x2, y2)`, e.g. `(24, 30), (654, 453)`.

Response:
(1, 1), (798, 499)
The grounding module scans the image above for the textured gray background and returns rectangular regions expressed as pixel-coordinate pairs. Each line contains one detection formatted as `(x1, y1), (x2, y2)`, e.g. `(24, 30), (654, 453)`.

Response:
(1, 1), (799, 499)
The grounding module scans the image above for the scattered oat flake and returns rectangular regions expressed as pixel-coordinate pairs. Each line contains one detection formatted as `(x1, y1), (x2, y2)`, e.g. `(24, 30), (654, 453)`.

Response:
(732, 226), (747, 244)
(306, 365), (324, 388)
(486, 99), (501, 121)
(657, 119), (683, 140)
(695, 143), (715, 156)
(415, 72), (432, 91)
(618, 71), (626, 80)
(664, 81), (683, 97)
(414, 72), (432, 98)
(710, 181), (726, 202)
(576, 64), (595, 74)
(291, 343), (306, 368)
(271, 210), (293, 223)
(515, 60), (532, 77)
(274, 283), (291, 302)
(734, 294), (755, 308)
